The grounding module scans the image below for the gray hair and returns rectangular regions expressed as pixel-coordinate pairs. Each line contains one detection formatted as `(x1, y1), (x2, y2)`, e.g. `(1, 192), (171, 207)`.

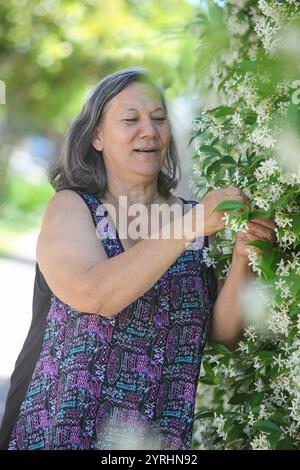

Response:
(48, 66), (181, 198)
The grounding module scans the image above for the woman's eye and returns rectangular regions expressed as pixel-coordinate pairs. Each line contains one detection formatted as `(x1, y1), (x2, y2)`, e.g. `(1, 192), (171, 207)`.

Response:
(124, 118), (166, 125)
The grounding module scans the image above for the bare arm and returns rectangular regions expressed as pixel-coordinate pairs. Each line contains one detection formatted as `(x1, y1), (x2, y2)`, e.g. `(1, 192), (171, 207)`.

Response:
(37, 190), (196, 317)
(37, 187), (248, 318)
(208, 251), (254, 349)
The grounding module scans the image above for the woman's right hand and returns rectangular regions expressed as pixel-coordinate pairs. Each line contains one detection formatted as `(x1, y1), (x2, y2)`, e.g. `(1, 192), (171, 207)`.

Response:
(193, 187), (250, 237)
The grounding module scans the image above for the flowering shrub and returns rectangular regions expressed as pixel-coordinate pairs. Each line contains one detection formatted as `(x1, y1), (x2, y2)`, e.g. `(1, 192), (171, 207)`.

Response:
(189, 0), (300, 450)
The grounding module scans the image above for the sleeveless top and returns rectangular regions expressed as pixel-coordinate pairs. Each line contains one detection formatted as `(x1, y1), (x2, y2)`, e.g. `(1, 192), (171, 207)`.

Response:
(0, 190), (217, 450)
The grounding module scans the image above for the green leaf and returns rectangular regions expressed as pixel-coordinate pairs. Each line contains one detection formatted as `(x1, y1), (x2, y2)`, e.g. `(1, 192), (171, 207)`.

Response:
(270, 411), (289, 426)
(253, 420), (282, 434)
(205, 155), (237, 178)
(275, 437), (294, 450)
(257, 350), (276, 358)
(229, 393), (252, 405)
(289, 274), (300, 297)
(251, 392), (264, 407)
(212, 199), (249, 213)
(272, 192), (293, 210)
(268, 432), (281, 450)
(269, 365), (280, 381)
(260, 250), (277, 276)
(202, 155), (219, 168)
(188, 134), (198, 147)
(213, 373), (222, 385)
(209, 343), (233, 354)
(199, 376), (215, 385)
(194, 410), (215, 419)
(203, 361), (215, 378)
(248, 209), (270, 220)
(259, 264), (277, 281)
(212, 106), (235, 117)
(292, 213), (300, 235)
(289, 308), (300, 318)
(225, 424), (245, 443)
(245, 239), (273, 253)
(199, 144), (221, 157)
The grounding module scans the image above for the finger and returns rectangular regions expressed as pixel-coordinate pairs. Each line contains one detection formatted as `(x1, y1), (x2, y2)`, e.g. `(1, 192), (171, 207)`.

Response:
(248, 223), (275, 243)
(225, 187), (243, 197)
(250, 218), (277, 230)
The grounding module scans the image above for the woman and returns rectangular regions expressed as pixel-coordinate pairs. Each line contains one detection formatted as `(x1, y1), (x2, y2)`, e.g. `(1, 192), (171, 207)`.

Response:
(0, 67), (276, 450)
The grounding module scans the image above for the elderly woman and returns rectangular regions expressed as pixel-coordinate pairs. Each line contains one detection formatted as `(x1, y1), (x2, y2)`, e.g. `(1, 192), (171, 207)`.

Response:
(0, 67), (276, 450)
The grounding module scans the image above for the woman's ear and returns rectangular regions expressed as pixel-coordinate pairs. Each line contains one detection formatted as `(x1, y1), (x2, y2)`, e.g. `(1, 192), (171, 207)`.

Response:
(92, 126), (103, 151)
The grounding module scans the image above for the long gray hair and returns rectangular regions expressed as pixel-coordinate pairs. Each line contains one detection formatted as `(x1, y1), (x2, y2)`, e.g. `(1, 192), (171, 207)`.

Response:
(48, 67), (181, 198)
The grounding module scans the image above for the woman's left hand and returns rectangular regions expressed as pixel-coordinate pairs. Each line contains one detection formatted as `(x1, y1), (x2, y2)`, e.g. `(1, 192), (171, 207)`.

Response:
(233, 218), (277, 260)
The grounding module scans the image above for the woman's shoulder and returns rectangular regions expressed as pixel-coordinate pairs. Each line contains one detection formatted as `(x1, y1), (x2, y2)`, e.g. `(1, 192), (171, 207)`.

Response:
(43, 189), (97, 218)
(39, 189), (98, 241)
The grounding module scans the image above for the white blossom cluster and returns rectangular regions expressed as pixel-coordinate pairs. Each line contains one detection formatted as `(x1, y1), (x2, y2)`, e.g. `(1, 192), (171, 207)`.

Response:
(192, 0), (300, 451)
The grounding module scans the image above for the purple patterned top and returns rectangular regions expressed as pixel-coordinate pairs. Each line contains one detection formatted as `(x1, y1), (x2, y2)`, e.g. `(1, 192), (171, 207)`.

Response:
(8, 191), (217, 450)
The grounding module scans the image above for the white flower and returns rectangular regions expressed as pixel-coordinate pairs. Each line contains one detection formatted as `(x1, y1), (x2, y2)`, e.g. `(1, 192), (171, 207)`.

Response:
(275, 211), (293, 229)
(252, 194), (270, 211)
(202, 246), (217, 268)
(244, 324), (258, 341)
(289, 396), (300, 425)
(274, 278), (291, 299)
(256, 98), (272, 125)
(254, 157), (279, 181)
(277, 101), (289, 116)
(220, 261), (231, 279)
(266, 307), (292, 337)
(232, 168), (241, 184)
(250, 432), (272, 450)
(221, 364), (237, 378)
(227, 15), (250, 36)
(279, 230), (297, 250)
(258, 0), (286, 25)
(232, 112), (243, 127)
(209, 121), (225, 139)
(254, 17), (280, 55)
(193, 119), (207, 132)
(213, 413), (227, 440)
(246, 246), (263, 275)
(250, 127), (277, 149)
(253, 356), (262, 370)
(258, 404), (271, 419)
(192, 163), (202, 178)
(237, 81), (258, 108)
(272, 353), (286, 370)
(279, 172), (300, 186)
(238, 341), (249, 354)
(255, 379), (265, 393)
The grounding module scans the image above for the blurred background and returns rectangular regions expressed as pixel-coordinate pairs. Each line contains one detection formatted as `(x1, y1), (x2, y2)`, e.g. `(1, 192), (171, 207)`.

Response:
(0, 0), (205, 420)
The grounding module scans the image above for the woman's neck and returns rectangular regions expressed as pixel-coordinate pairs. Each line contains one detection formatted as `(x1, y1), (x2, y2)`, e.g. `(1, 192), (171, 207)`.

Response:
(104, 185), (164, 208)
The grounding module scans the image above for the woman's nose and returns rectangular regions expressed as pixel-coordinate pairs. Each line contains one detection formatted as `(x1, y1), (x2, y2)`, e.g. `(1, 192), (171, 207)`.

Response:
(138, 119), (158, 137)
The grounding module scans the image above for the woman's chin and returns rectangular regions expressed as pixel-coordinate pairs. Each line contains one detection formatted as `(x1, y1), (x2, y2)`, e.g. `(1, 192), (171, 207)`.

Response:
(132, 159), (162, 174)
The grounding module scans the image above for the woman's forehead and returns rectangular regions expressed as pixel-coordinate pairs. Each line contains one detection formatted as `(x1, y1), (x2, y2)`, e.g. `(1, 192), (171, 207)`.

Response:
(106, 82), (164, 113)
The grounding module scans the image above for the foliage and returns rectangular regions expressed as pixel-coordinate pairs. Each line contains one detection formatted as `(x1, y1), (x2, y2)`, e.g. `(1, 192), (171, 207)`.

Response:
(0, 0), (197, 136)
(189, 0), (300, 450)
(3, 173), (54, 213)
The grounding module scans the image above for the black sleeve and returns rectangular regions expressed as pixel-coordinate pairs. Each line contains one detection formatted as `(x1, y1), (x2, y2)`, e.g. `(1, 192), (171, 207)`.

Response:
(0, 263), (51, 449)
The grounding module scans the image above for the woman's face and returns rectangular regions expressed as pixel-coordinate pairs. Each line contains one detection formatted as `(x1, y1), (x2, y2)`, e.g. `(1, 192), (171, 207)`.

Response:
(92, 81), (172, 183)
